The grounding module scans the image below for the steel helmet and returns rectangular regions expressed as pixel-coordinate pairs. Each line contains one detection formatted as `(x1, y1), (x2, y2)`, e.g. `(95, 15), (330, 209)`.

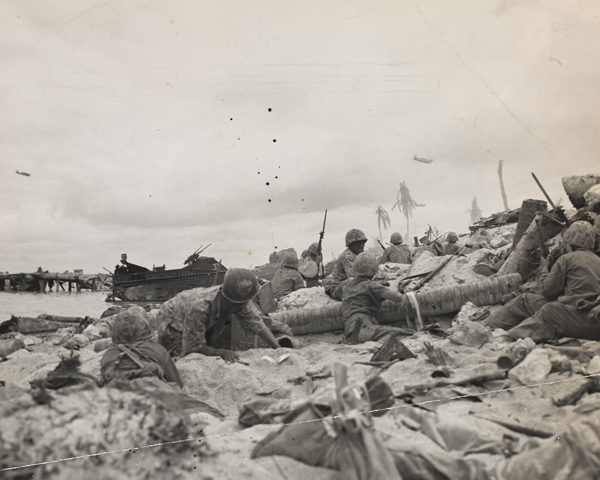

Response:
(447, 232), (458, 242)
(353, 253), (379, 277)
(307, 242), (319, 256)
(112, 306), (152, 344)
(345, 229), (368, 247)
(564, 221), (595, 249)
(390, 232), (403, 245)
(282, 252), (299, 269)
(222, 268), (260, 303)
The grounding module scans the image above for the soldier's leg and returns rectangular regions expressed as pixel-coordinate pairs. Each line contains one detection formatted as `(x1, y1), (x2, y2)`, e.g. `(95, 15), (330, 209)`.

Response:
(509, 303), (600, 343)
(483, 293), (548, 330)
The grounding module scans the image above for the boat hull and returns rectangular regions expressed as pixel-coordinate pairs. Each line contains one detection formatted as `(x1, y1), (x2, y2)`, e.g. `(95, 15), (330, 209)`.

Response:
(112, 267), (226, 302)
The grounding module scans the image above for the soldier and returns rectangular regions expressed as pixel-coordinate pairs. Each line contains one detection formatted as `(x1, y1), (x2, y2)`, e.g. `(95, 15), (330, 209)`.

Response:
(271, 252), (305, 300)
(483, 221), (600, 342)
(298, 242), (323, 287)
(441, 232), (460, 256)
(157, 268), (280, 362)
(323, 229), (368, 301)
(342, 253), (409, 343)
(101, 306), (182, 387)
(380, 233), (412, 264)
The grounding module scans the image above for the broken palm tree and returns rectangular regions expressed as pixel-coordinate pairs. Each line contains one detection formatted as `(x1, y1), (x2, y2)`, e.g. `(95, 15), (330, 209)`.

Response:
(393, 181), (420, 240)
(270, 273), (523, 335)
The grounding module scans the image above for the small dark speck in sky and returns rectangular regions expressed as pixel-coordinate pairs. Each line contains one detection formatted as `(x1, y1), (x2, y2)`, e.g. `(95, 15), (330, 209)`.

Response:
(266, 182), (270, 185)
(273, 139), (276, 142)
(268, 108), (272, 112)
(275, 176), (278, 179)
(230, 118), (233, 121)
(268, 199), (271, 202)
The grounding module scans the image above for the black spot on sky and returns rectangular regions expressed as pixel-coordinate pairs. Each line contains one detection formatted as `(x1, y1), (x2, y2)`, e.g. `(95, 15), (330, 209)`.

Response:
(268, 199), (272, 202)
(268, 108), (272, 112)
(230, 118), (233, 121)
(275, 176), (278, 179)
(266, 182), (270, 186)
(273, 139), (276, 143)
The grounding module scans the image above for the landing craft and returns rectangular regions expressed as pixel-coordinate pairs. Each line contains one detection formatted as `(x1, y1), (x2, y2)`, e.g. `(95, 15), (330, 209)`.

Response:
(16, 170), (31, 177)
(413, 155), (434, 164)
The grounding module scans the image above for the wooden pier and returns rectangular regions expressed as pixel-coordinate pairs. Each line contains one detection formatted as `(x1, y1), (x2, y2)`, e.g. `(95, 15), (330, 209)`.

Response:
(0, 272), (111, 293)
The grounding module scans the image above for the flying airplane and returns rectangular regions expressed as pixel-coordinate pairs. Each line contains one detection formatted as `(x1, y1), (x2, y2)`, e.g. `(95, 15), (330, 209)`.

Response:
(16, 170), (31, 177)
(413, 155), (434, 164)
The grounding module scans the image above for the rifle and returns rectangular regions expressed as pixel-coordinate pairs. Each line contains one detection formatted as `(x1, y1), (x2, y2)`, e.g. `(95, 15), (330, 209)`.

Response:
(317, 210), (327, 278)
(531, 173), (570, 225)
(535, 219), (549, 259)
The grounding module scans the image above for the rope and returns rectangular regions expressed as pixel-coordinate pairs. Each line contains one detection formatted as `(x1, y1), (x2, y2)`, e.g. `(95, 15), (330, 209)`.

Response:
(406, 291), (424, 331)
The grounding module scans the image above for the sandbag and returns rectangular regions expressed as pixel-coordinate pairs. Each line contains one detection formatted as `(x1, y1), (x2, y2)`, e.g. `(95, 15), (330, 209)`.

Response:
(584, 184), (600, 207)
(252, 364), (401, 480)
(0, 339), (26, 357)
(239, 398), (304, 427)
(562, 174), (600, 208)
(497, 407), (600, 479)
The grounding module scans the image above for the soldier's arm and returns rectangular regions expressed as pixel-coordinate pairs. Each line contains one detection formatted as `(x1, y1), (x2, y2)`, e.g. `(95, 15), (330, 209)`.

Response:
(237, 302), (279, 349)
(541, 257), (566, 301)
(341, 253), (355, 278)
(381, 288), (404, 302)
(293, 272), (305, 291)
(183, 305), (239, 362)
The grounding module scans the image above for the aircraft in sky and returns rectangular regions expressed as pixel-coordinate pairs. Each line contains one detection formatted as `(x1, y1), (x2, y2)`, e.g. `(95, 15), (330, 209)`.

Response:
(413, 155), (434, 164)
(16, 170), (31, 177)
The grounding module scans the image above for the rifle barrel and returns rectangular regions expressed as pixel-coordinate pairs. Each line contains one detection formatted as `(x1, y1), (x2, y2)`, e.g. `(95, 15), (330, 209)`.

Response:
(531, 173), (557, 209)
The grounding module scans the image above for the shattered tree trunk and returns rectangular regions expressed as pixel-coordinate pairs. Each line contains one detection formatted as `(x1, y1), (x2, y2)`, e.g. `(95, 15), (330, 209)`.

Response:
(512, 199), (547, 248)
(497, 212), (563, 282)
(562, 174), (600, 208)
(498, 160), (509, 211)
(271, 273), (522, 335)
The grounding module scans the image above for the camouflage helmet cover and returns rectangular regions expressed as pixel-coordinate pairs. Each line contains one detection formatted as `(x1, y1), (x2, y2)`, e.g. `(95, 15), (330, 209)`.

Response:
(282, 251), (299, 269)
(564, 221), (595, 249)
(307, 242), (320, 255)
(222, 268), (260, 303)
(390, 232), (403, 245)
(345, 228), (368, 247)
(112, 306), (152, 344)
(446, 232), (459, 242)
(353, 253), (379, 277)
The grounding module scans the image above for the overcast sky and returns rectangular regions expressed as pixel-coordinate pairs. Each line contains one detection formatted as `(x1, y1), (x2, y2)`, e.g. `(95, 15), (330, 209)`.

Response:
(1, 0), (599, 274)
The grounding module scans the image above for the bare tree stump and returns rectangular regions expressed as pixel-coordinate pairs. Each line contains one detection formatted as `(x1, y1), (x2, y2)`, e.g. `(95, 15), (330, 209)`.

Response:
(497, 212), (563, 281)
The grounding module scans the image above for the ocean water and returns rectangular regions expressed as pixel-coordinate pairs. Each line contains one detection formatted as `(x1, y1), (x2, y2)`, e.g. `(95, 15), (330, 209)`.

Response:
(0, 291), (114, 320)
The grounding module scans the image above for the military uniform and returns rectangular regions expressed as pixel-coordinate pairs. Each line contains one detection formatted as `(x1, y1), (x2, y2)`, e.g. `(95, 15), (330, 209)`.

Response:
(341, 277), (407, 343)
(381, 244), (412, 264)
(271, 266), (305, 300)
(101, 341), (182, 386)
(442, 242), (460, 256)
(484, 249), (600, 342)
(157, 286), (267, 357)
(323, 248), (356, 301)
(101, 306), (182, 386)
